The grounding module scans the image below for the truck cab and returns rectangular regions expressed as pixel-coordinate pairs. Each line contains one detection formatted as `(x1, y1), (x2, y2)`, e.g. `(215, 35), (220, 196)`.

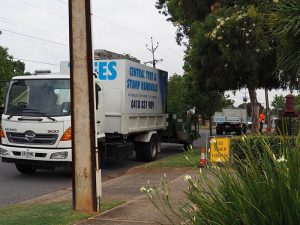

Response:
(214, 108), (248, 135)
(0, 74), (75, 173)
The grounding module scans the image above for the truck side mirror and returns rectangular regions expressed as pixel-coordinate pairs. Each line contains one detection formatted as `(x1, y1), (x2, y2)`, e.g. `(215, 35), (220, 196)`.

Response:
(95, 84), (101, 110)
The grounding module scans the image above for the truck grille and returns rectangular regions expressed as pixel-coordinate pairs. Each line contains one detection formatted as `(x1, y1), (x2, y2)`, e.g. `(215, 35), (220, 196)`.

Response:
(6, 132), (58, 145)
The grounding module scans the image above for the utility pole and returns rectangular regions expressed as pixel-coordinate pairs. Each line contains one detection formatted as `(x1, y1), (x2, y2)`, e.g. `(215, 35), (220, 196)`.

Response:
(146, 37), (163, 68)
(69, 0), (101, 213)
(243, 91), (248, 119)
(265, 89), (271, 131)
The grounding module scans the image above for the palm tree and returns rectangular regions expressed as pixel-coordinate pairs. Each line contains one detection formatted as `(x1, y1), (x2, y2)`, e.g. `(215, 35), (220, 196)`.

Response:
(270, 0), (300, 79)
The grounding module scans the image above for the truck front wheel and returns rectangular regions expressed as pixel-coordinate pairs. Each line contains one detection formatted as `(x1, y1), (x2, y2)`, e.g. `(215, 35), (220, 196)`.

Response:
(15, 164), (36, 174)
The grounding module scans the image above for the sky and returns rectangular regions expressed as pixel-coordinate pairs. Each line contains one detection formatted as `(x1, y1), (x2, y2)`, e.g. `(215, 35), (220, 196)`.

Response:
(0, 0), (296, 107)
(0, 0), (184, 76)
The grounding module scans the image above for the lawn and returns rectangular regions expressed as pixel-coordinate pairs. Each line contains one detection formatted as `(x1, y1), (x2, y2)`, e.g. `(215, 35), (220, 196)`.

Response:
(0, 200), (125, 225)
(142, 150), (201, 169)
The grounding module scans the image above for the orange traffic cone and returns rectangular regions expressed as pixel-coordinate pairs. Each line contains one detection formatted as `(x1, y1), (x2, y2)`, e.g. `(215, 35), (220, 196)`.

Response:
(199, 147), (207, 167)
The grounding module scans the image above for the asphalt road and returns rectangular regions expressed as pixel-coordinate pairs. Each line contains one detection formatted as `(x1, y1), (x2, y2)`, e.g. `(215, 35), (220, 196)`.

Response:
(0, 143), (184, 206)
(0, 129), (209, 207)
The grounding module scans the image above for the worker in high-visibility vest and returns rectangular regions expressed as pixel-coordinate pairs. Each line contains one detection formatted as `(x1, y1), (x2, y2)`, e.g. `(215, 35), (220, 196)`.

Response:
(258, 112), (265, 132)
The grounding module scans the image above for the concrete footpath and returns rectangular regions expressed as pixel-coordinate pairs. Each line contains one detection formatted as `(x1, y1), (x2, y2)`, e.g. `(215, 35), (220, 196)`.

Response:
(23, 167), (199, 225)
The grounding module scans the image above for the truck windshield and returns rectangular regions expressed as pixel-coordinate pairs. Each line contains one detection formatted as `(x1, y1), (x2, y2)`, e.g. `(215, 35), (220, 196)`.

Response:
(5, 79), (70, 117)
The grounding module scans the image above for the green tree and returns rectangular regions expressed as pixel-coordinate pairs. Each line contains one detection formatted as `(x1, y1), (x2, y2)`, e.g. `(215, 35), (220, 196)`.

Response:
(156, 1), (283, 132)
(295, 94), (300, 113)
(183, 71), (234, 135)
(271, 94), (285, 111)
(0, 46), (25, 105)
(167, 74), (188, 117)
(167, 73), (233, 135)
(192, 4), (281, 131)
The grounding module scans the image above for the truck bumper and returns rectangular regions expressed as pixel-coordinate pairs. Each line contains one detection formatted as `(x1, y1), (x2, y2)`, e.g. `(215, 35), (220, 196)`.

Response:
(0, 144), (72, 167)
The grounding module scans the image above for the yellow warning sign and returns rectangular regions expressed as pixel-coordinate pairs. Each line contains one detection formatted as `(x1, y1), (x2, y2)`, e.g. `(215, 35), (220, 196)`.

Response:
(210, 137), (230, 163)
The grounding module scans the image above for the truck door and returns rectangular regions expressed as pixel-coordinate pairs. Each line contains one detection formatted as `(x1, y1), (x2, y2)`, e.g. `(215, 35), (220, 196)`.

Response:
(95, 82), (105, 137)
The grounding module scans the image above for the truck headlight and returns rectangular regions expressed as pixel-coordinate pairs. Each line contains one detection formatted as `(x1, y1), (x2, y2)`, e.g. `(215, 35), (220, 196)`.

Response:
(50, 151), (68, 159)
(0, 147), (9, 156)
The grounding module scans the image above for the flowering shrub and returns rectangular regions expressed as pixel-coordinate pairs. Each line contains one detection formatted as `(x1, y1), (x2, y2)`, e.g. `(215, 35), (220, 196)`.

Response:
(140, 173), (185, 224)
(143, 135), (300, 224)
(204, 4), (275, 77)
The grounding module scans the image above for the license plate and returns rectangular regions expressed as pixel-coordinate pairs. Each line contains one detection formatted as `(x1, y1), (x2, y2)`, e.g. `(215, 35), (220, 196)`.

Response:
(21, 151), (34, 158)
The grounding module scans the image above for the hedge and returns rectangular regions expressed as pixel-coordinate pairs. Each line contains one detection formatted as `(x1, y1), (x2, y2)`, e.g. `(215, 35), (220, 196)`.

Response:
(230, 135), (298, 159)
(276, 118), (300, 136)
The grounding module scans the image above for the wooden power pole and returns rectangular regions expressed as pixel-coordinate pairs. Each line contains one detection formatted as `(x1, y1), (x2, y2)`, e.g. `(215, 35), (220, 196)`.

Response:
(69, 0), (101, 213)
(265, 89), (271, 131)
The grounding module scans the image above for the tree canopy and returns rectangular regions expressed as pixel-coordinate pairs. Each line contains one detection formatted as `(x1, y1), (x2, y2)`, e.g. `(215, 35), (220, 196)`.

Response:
(167, 72), (233, 135)
(167, 74), (188, 117)
(156, 0), (299, 132)
(271, 94), (286, 111)
(0, 47), (24, 80)
(0, 46), (25, 105)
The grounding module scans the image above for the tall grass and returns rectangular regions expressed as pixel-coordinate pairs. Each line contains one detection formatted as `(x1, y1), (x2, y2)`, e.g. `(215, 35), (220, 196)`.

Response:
(143, 135), (300, 224)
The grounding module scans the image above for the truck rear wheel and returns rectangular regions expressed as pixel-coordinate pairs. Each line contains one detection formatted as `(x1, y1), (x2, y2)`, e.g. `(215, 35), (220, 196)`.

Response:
(15, 164), (36, 174)
(242, 124), (247, 134)
(144, 136), (158, 162)
(235, 128), (242, 135)
(216, 127), (223, 135)
(135, 136), (159, 162)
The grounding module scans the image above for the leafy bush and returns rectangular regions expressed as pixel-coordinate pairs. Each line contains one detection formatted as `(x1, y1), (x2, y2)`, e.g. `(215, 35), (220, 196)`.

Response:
(276, 118), (300, 136)
(230, 135), (296, 158)
(143, 135), (300, 224)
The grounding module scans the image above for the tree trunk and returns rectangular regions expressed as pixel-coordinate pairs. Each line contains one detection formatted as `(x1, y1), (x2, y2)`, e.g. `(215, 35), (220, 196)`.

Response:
(248, 88), (260, 133)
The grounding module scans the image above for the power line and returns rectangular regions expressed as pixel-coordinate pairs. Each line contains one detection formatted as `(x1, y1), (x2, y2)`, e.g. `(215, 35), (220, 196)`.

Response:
(9, 1), (180, 64)
(93, 15), (139, 38)
(14, 57), (60, 66)
(17, 0), (67, 19)
(93, 27), (142, 45)
(0, 28), (68, 47)
(93, 15), (181, 59)
(0, 16), (66, 37)
(2, 1), (182, 72)
(55, 0), (67, 5)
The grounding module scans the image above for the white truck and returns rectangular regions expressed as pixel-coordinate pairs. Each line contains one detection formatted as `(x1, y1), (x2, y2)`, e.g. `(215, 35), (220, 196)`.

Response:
(0, 58), (168, 174)
(213, 108), (247, 135)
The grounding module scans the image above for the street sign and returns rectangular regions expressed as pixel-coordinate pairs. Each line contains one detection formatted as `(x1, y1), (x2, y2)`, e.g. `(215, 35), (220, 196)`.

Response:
(209, 137), (230, 163)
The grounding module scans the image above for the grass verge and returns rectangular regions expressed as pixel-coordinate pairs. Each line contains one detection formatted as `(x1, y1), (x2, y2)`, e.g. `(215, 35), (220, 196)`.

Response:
(142, 150), (201, 169)
(0, 200), (125, 225)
